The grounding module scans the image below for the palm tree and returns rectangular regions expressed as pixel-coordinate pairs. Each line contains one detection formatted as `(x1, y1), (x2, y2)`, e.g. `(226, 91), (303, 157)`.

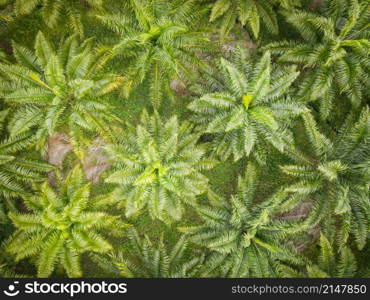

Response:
(92, 228), (204, 277)
(281, 109), (370, 250)
(279, 233), (361, 277)
(0, 32), (123, 153)
(105, 110), (217, 223)
(0, 109), (52, 220)
(208, 0), (301, 39)
(4, 0), (105, 36)
(266, 0), (370, 119)
(97, 0), (214, 107)
(188, 49), (305, 162)
(179, 163), (304, 277)
(6, 166), (128, 277)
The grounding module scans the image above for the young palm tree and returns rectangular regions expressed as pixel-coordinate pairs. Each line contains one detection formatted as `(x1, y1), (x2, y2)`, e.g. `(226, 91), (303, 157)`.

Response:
(97, 0), (214, 107)
(179, 163), (304, 277)
(281, 109), (370, 250)
(92, 228), (204, 278)
(6, 166), (128, 277)
(4, 0), (105, 36)
(0, 32), (123, 153)
(266, 0), (370, 119)
(188, 49), (305, 162)
(105, 110), (217, 223)
(279, 233), (361, 278)
(209, 0), (301, 39)
(0, 109), (52, 219)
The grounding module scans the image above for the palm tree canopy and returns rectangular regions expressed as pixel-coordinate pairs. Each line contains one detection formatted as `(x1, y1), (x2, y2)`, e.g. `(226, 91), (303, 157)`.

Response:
(6, 166), (128, 277)
(97, 0), (214, 107)
(105, 109), (217, 223)
(0, 32), (123, 151)
(179, 162), (304, 277)
(266, 0), (370, 118)
(281, 108), (370, 250)
(189, 49), (305, 162)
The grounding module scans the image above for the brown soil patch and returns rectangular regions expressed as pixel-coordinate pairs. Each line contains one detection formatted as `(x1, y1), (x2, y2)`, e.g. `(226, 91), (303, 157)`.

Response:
(83, 138), (111, 184)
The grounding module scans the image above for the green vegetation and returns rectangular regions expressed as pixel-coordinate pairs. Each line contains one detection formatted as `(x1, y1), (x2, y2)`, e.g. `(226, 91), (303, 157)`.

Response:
(105, 110), (216, 223)
(7, 166), (128, 277)
(0, 0), (369, 278)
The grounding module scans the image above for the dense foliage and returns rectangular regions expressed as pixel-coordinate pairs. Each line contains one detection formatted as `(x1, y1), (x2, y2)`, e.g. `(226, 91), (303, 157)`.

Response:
(6, 166), (127, 277)
(0, 0), (368, 278)
(104, 109), (216, 223)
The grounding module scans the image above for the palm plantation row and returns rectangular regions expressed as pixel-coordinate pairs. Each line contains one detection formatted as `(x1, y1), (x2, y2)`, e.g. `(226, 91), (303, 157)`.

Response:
(0, 0), (369, 277)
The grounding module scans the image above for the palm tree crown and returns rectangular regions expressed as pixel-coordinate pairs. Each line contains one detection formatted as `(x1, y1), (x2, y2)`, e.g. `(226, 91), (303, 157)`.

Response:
(97, 0), (214, 107)
(179, 163), (303, 277)
(281, 109), (370, 250)
(0, 32), (123, 152)
(6, 166), (127, 277)
(266, 0), (370, 118)
(189, 49), (305, 162)
(105, 109), (216, 223)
